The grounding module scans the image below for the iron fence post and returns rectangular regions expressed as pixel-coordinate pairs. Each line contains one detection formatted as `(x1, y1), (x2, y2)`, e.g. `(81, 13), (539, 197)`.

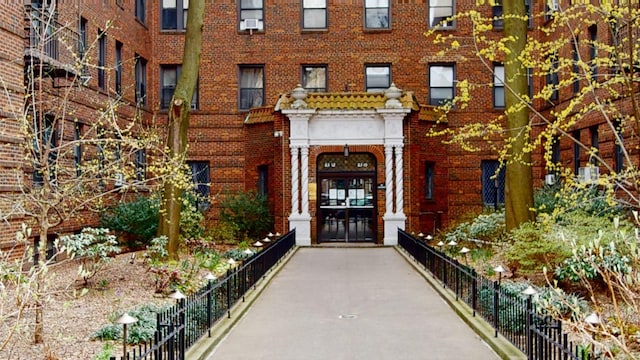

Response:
(471, 268), (477, 316)
(207, 281), (212, 337)
(226, 269), (232, 318)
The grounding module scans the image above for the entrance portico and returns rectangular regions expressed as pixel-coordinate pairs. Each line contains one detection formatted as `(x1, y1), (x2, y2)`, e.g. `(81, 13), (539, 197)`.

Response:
(280, 84), (411, 246)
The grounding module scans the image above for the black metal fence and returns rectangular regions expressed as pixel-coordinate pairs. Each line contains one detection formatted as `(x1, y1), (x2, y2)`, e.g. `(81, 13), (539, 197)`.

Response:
(397, 229), (591, 360)
(109, 229), (296, 360)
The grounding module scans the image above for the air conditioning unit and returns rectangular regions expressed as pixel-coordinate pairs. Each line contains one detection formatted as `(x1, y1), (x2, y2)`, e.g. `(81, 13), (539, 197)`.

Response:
(545, 173), (556, 185)
(190, 102), (197, 110)
(549, 0), (559, 11)
(114, 173), (125, 187)
(240, 18), (263, 31)
(578, 166), (599, 183)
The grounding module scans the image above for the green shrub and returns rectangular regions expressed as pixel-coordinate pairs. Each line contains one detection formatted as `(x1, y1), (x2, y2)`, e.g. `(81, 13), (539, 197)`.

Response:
(59, 228), (121, 285)
(554, 237), (632, 283)
(208, 221), (240, 245)
(92, 303), (168, 344)
(220, 191), (273, 240)
(93, 342), (114, 360)
(444, 211), (505, 244)
(504, 222), (570, 276)
(100, 196), (159, 248)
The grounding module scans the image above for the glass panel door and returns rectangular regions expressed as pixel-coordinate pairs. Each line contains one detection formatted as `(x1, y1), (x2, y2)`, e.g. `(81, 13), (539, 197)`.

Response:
(318, 176), (374, 242)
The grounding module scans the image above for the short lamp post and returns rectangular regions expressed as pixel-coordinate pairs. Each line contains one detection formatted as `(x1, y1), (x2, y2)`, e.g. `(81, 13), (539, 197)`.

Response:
(492, 265), (506, 337)
(425, 234), (433, 241)
(585, 312), (601, 358)
(169, 290), (187, 355)
(114, 313), (138, 359)
(205, 273), (217, 337)
(459, 247), (470, 265)
(522, 285), (538, 359)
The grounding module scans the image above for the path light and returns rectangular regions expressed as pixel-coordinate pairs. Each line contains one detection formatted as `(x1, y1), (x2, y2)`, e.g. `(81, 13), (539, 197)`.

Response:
(447, 240), (457, 246)
(253, 241), (263, 247)
(275, 232), (281, 237)
(262, 236), (271, 243)
(437, 241), (445, 247)
(268, 232), (274, 237)
(115, 313), (138, 359)
(522, 285), (538, 296)
(243, 249), (254, 256)
(426, 234), (433, 241)
(169, 289), (186, 301)
(493, 265), (506, 286)
(227, 258), (237, 268)
(204, 272), (217, 282)
(459, 247), (470, 264)
(418, 232), (424, 238)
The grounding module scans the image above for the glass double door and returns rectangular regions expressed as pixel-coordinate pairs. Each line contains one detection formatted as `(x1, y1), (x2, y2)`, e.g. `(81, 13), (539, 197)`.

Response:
(318, 176), (375, 242)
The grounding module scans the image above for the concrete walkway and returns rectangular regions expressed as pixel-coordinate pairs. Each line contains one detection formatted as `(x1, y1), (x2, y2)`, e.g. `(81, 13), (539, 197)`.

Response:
(205, 247), (500, 360)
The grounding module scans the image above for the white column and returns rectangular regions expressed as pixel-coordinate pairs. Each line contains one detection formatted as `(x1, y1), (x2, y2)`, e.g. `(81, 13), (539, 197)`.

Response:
(384, 145), (394, 216)
(394, 145), (404, 216)
(290, 146), (299, 215)
(300, 145), (310, 216)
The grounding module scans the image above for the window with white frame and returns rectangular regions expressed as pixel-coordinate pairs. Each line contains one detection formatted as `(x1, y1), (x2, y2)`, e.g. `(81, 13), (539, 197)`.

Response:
(429, 0), (454, 29)
(162, 0), (189, 30)
(239, 66), (264, 110)
(429, 64), (454, 105)
(494, 64), (505, 108)
(160, 65), (199, 110)
(302, 65), (327, 92)
(240, 0), (264, 30)
(365, 65), (391, 92)
(365, 0), (390, 29)
(303, 0), (327, 29)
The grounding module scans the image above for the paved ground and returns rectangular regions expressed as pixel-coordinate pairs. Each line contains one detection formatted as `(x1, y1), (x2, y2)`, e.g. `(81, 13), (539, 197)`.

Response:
(205, 247), (499, 360)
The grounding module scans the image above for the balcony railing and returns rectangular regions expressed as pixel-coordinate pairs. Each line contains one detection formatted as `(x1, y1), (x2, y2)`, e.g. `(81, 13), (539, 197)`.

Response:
(24, 6), (81, 77)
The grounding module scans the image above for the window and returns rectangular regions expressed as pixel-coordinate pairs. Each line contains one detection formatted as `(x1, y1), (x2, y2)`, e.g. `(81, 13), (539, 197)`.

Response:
(590, 125), (599, 165)
(160, 65), (199, 109)
(240, 0), (263, 22)
(134, 149), (146, 181)
(303, 0), (327, 29)
(258, 165), (268, 197)
(96, 127), (106, 188)
(302, 65), (327, 92)
(239, 66), (264, 110)
(74, 123), (83, 176)
(614, 120), (624, 173)
(162, 0), (189, 30)
(365, 65), (391, 92)
(135, 55), (147, 106)
(33, 114), (57, 186)
(546, 52), (559, 102)
(135, 0), (146, 23)
(551, 136), (560, 169)
(429, 64), (455, 105)
(572, 38), (580, 93)
(365, 0), (390, 29)
(98, 30), (106, 90)
(588, 25), (598, 78)
(573, 130), (580, 174)
(481, 160), (505, 207)
(187, 161), (211, 210)
(494, 64), (505, 108)
(425, 161), (434, 200)
(115, 41), (122, 95)
(492, 0), (532, 30)
(79, 17), (87, 69)
(429, 0), (454, 28)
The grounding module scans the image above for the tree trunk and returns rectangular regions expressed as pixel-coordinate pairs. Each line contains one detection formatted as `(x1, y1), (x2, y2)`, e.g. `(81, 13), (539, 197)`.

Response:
(503, 0), (535, 230)
(158, 0), (205, 258)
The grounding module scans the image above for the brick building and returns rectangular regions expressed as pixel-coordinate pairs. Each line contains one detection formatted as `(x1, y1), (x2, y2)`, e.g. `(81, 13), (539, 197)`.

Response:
(0, 1), (634, 250)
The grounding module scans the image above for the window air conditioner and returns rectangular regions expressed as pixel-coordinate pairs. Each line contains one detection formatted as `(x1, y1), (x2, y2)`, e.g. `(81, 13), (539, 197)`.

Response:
(549, 0), (559, 11)
(578, 166), (599, 183)
(115, 173), (125, 187)
(241, 18), (260, 31)
(190, 102), (197, 110)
